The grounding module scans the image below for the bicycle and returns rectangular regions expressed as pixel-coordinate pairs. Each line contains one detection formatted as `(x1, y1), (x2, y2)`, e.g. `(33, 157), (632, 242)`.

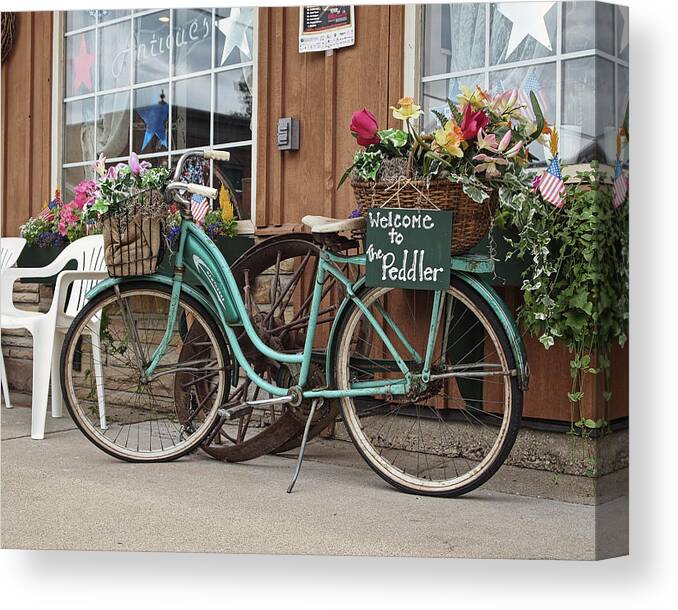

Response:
(60, 149), (529, 497)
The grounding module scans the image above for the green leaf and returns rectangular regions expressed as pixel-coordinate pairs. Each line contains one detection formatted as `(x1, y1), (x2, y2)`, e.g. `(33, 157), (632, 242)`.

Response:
(528, 91), (545, 141)
(377, 128), (409, 148)
(568, 391), (584, 402)
(539, 334), (554, 349)
(431, 109), (449, 129)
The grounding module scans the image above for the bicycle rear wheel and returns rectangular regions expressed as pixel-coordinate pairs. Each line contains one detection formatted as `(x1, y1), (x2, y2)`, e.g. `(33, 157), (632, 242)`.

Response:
(61, 281), (228, 462)
(334, 276), (523, 497)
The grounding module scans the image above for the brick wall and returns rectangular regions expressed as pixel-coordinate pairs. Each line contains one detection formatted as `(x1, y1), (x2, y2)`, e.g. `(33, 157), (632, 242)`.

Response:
(1, 283), (54, 395)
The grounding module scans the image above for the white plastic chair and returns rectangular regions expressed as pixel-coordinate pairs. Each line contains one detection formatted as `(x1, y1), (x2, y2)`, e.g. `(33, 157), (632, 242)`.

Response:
(1, 237), (27, 407)
(1, 235), (108, 439)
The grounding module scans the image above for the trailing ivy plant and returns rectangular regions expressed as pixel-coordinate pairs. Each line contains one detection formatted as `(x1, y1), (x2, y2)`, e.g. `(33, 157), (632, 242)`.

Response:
(500, 162), (628, 432)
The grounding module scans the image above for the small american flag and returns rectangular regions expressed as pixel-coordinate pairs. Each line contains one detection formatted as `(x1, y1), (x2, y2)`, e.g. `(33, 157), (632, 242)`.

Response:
(539, 156), (565, 208)
(38, 207), (55, 221)
(190, 194), (210, 224)
(613, 159), (628, 209)
(518, 71), (548, 122)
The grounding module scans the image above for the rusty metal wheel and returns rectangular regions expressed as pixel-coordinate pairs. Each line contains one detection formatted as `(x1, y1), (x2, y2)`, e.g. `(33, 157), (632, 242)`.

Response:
(176, 233), (359, 462)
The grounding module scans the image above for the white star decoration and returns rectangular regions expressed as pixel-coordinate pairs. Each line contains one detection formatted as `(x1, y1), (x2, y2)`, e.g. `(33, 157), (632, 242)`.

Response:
(497, 2), (555, 58)
(217, 7), (253, 66)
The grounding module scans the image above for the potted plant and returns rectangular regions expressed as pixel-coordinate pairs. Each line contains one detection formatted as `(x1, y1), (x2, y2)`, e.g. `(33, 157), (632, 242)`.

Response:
(340, 88), (547, 254)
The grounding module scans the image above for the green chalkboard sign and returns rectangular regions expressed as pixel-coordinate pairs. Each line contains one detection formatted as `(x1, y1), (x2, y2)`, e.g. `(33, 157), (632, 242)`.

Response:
(365, 207), (453, 290)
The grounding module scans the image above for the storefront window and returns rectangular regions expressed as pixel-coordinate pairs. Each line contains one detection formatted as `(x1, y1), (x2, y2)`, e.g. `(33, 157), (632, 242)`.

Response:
(421, 2), (628, 165)
(61, 8), (255, 219)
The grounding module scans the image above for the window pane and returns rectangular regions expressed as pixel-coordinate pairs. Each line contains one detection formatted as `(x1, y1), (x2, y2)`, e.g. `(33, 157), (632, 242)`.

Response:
(133, 84), (169, 154)
(421, 74), (484, 133)
(64, 98), (95, 164)
(62, 166), (95, 203)
(561, 56), (615, 164)
(97, 91), (130, 159)
(173, 75), (211, 150)
(616, 5), (629, 61)
(66, 11), (96, 33)
(66, 31), (96, 97)
(562, 1), (614, 55)
(98, 10), (130, 23)
(422, 3), (485, 77)
(98, 21), (131, 91)
(134, 11), (170, 84)
(214, 67), (253, 144)
(215, 6), (255, 68)
(489, 62), (556, 164)
(212, 147), (252, 220)
(490, 2), (557, 65)
(173, 9), (213, 76)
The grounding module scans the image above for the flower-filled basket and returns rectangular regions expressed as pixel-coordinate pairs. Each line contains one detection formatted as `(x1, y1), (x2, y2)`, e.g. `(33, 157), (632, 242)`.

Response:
(342, 90), (547, 255)
(91, 154), (170, 278)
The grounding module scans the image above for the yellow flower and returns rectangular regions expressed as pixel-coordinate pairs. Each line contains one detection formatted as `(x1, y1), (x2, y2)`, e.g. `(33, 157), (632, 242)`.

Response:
(433, 120), (464, 158)
(457, 85), (487, 111)
(391, 96), (423, 121)
(219, 185), (234, 222)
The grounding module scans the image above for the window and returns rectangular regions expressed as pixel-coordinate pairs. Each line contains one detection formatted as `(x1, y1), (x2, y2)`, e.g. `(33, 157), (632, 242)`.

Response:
(419, 2), (629, 165)
(60, 8), (256, 220)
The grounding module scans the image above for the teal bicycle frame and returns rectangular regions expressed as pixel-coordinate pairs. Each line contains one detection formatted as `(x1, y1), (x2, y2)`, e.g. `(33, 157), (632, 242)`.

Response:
(89, 203), (529, 403)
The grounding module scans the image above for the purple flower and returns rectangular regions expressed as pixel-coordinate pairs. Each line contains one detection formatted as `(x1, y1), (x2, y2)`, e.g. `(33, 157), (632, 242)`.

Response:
(129, 152), (151, 176)
(348, 207), (362, 218)
(106, 165), (117, 180)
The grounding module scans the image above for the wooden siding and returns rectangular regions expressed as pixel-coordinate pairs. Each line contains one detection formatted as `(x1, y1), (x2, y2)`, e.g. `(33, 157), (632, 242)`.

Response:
(1, 12), (53, 237)
(0, 9), (628, 424)
(255, 5), (404, 229)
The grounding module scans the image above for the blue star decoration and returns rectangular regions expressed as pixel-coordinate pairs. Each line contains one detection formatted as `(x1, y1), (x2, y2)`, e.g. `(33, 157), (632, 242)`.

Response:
(137, 93), (169, 151)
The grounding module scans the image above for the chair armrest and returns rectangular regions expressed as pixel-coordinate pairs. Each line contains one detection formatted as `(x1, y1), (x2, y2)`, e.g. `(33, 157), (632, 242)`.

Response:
(52, 270), (109, 317)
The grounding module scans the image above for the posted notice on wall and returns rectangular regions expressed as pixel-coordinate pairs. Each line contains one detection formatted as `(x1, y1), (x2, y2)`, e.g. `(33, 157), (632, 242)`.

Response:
(365, 208), (453, 291)
(298, 6), (355, 53)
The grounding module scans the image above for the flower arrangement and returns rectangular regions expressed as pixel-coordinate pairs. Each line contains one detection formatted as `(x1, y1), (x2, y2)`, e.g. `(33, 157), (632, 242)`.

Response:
(90, 152), (170, 218)
(20, 183), (100, 247)
(21, 152), (239, 250)
(341, 87), (548, 208)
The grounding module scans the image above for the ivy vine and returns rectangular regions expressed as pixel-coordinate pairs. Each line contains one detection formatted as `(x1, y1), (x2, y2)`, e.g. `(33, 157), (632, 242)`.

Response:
(500, 162), (629, 431)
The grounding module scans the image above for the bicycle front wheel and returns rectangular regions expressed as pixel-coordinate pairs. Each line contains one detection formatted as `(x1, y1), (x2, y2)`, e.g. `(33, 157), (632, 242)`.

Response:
(61, 281), (229, 462)
(334, 277), (522, 497)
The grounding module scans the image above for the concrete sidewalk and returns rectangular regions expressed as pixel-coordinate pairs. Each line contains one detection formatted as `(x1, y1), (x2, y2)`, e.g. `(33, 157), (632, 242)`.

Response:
(1, 406), (628, 559)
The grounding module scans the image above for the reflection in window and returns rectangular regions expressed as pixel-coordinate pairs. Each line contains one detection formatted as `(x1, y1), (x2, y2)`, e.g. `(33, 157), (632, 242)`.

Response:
(62, 9), (256, 219)
(421, 2), (629, 166)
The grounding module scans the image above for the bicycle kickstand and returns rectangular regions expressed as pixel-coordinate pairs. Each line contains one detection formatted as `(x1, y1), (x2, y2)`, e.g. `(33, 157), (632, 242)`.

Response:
(286, 399), (321, 494)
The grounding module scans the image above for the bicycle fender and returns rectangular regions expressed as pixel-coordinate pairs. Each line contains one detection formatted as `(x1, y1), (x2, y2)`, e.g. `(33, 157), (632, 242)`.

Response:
(324, 272), (529, 391)
(453, 271), (529, 390)
(85, 275), (225, 330)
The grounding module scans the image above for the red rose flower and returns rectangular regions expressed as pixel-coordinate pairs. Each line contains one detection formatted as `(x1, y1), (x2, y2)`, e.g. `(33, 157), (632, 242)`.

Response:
(350, 108), (380, 147)
(460, 105), (490, 141)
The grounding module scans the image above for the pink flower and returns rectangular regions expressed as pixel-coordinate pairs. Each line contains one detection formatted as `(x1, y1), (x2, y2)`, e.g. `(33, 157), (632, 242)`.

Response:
(477, 128), (498, 152)
(58, 202), (80, 236)
(532, 174), (542, 192)
(497, 129), (513, 153)
(106, 166), (117, 180)
(460, 105), (489, 141)
(129, 152), (151, 176)
(472, 153), (508, 178)
(350, 108), (380, 147)
(73, 180), (96, 208)
(504, 140), (524, 158)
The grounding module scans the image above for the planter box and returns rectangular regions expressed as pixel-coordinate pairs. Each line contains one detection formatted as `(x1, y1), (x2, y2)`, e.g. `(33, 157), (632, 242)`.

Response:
(14, 236), (253, 287)
(15, 245), (72, 285)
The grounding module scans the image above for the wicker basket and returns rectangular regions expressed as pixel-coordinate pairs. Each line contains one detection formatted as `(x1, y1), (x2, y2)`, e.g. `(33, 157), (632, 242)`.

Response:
(352, 178), (496, 255)
(102, 189), (165, 278)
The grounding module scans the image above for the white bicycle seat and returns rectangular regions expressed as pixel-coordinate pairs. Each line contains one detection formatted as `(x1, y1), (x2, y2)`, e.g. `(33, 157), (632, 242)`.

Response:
(301, 215), (366, 234)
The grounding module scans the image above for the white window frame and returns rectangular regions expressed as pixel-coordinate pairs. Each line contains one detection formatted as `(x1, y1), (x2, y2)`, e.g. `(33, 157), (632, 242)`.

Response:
(403, 2), (629, 169)
(51, 9), (258, 234)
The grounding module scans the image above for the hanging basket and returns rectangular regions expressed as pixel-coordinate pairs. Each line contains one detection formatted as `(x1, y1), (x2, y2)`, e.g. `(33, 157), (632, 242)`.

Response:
(102, 188), (166, 277)
(351, 178), (496, 255)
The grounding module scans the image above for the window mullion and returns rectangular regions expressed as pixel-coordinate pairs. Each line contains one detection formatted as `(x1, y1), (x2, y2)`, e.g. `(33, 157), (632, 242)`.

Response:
(555, 1), (563, 138)
(168, 8), (174, 165)
(129, 15), (134, 158)
(484, 2), (490, 91)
